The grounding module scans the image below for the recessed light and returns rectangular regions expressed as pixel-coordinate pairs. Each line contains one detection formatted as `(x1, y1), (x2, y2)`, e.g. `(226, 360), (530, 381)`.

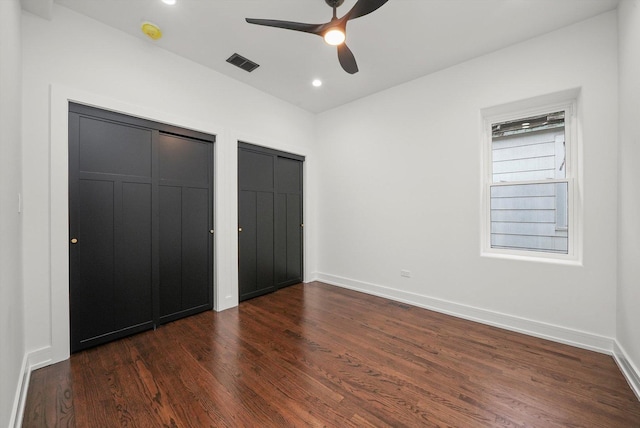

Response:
(312, 79), (322, 87)
(162, 0), (176, 5)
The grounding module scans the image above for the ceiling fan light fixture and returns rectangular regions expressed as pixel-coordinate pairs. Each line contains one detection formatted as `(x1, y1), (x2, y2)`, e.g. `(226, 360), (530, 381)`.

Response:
(323, 29), (345, 46)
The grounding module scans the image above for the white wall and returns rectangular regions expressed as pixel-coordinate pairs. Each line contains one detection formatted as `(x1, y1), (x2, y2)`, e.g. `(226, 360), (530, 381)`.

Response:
(21, 4), (317, 366)
(617, 0), (640, 396)
(316, 12), (619, 351)
(0, 0), (25, 425)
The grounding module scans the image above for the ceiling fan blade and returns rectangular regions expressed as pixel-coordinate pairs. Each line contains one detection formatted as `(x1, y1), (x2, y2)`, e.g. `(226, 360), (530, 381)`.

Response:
(346, 0), (389, 20)
(245, 18), (324, 36)
(337, 43), (359, 74)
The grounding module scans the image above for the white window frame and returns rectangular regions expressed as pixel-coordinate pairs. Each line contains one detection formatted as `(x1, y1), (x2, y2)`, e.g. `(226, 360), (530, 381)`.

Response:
(480, 90), (582, 265)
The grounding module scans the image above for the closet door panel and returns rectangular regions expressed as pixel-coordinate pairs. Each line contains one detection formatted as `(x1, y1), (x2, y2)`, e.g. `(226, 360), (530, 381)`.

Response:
(73, 179), (116, 342)
(158, 135), (209, 183)
(286, 193), (302, 282)
(159, 186), (183, 317)
(256, 191), (275, 293)
(238, 190), (258, 298)
(275, 193), (287, 284)
(276, 157), (301, 193)
(78, 116), (151, 177)
(239, 150), (275, 189)
(181, 187), (210, 308)
(115, 182), (153, 330)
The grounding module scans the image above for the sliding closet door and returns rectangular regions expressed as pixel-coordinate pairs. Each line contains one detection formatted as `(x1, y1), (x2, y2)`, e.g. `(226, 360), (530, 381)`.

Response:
(275, 157), (303, 287)
(158, 132), (213, 323)
(238, 143), (304, 302)
(238, 148), (276, 300)
(69, 104), (214, 353)
(69, 113), (154, 352)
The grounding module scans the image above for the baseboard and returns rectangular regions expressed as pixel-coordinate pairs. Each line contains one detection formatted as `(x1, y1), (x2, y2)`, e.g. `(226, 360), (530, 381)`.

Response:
(10, 346), (53, 428)
(613, 341), (640, 401)
(8, 352), (28, 428)
(27, 346), (54, 371)
(316, 273), (614, 354)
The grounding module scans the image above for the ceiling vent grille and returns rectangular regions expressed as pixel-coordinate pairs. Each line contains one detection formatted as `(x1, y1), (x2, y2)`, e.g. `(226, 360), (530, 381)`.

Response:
(226, 53), (260, 73)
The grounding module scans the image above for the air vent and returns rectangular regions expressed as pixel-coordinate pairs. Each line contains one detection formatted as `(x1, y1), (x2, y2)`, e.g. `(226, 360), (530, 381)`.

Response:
(226, 53), (260, 73)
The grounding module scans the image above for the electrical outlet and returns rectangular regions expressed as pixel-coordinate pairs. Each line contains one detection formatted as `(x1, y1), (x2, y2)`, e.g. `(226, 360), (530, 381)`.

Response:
(400, 270), (411, 278)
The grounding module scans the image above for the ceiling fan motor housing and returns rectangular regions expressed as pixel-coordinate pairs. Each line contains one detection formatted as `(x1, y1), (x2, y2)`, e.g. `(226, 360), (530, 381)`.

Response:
(325, 0), (345, 8)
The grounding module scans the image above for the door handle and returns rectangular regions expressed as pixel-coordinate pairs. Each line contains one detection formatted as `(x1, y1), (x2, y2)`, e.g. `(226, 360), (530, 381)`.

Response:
(238, 227), (243, 232)
(70, 238), (78, 244)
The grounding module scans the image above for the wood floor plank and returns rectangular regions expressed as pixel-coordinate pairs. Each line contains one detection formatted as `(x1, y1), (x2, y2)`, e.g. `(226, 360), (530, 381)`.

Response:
(21, 360), (74, 428)
(22, 282), (640, 427)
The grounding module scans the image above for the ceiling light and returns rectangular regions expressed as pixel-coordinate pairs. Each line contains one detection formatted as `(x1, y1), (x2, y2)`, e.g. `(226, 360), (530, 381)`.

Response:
(312, 79), (322, 87)
(323, 29), (345, 46)
(162, 0), (176, 4)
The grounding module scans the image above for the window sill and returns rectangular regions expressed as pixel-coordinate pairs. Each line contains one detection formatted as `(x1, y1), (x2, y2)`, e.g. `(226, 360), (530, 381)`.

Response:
(481, 249), (582, 266)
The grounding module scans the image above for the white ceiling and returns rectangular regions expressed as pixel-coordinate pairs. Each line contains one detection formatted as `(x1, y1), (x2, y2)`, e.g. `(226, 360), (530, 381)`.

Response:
(50, 0), (619, 113)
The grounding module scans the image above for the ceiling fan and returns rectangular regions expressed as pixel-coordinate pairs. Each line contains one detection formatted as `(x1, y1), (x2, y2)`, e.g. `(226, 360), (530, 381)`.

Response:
(246, 0), (389, 74)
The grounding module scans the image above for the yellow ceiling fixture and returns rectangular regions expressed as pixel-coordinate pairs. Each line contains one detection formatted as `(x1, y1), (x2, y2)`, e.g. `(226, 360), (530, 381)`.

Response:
(141, 21), (162, 40)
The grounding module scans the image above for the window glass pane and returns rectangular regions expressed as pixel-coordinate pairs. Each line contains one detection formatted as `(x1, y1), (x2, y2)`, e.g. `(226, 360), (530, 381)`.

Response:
(490, 182), (568, 254)
(492, 112), (565, 183)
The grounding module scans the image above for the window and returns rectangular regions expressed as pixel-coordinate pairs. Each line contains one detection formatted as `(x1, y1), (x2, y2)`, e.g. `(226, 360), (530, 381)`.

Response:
(482, 95), (580, 262)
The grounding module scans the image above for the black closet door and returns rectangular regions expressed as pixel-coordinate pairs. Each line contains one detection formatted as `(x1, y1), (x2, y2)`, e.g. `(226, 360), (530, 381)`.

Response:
(158, 133), (213, 323)
(238, 143), (304, 302)
(275, 157), (303, 287)
(69, 104), (214, 353)
(238, 149), (276, 300)
(69, 114), (154, 352)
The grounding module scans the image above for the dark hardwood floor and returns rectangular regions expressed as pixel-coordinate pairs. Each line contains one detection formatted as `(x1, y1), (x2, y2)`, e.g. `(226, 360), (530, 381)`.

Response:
(23, 282), (640, 427)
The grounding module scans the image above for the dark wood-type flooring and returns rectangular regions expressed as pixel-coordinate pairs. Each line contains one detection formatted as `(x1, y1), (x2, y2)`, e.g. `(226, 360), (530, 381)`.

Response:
(23, 282), (640, 427)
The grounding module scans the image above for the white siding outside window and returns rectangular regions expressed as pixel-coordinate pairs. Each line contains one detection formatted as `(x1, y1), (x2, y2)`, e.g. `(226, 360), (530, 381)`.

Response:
(491, 124), (568, 253)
